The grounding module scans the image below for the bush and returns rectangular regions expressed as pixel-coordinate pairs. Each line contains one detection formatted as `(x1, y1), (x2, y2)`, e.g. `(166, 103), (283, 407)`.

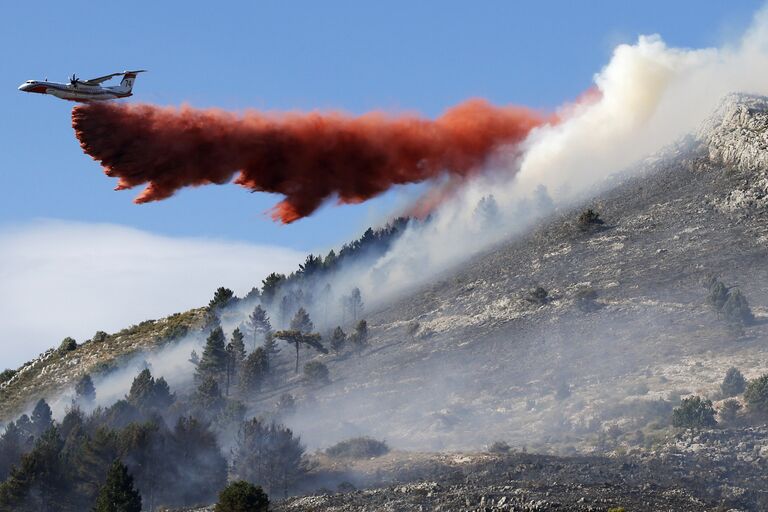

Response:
(554, 381), (571, 400)
(525, 286), (549, 305)
(719, 399), (742, 425)
(671, 396), (717, 428)
(303, 361), (330, 385)
(721, 367), (747, 397)
(744, 374), (768, 417)
(58, 337), (77, 354)
(325, 437), (389, 459)
(215, 480), (269, 512)
(0, 369), (16, 384)
(577, 208), (604, 231)
(487, 440), (512, 454)
(91, 331), (108, 343)
(574, 287), (599, 312)
(722, 289), (754, 326)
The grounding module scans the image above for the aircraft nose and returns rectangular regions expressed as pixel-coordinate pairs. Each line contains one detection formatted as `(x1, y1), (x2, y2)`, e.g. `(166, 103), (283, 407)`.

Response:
(18, 83), (31, 92)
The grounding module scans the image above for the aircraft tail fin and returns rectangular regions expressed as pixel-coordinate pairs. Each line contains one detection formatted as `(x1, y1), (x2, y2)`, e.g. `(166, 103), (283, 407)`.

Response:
(119, 70), (146, 92)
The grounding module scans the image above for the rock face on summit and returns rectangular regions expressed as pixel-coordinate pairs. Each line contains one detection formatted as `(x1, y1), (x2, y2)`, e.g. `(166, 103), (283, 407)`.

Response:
(698, 93), (768, 212)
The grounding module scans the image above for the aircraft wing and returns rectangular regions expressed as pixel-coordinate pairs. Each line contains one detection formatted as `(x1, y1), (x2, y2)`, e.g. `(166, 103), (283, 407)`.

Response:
(80, 72), (123, 85)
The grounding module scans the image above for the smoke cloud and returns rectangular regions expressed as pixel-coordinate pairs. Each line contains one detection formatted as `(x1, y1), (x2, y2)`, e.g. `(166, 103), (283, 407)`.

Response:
(72, 100), (548, 223)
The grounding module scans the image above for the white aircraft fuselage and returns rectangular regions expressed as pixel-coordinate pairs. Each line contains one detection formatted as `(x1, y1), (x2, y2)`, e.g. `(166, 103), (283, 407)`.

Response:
(18, 71), (145, 103)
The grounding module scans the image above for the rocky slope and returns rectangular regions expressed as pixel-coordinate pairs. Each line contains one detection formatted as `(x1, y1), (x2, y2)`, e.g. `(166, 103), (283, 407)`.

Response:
(5, 94), (768, 510)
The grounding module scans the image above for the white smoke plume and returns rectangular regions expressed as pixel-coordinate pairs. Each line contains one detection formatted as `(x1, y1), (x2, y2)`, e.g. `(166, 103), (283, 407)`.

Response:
(355, 7), (768, 305)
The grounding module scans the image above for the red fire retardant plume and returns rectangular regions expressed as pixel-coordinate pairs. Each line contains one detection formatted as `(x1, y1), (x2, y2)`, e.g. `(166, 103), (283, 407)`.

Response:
(72, 100), (548, 223)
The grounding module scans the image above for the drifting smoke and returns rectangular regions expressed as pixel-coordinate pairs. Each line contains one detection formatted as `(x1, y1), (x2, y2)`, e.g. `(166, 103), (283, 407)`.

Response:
(72, 100), (548, 223)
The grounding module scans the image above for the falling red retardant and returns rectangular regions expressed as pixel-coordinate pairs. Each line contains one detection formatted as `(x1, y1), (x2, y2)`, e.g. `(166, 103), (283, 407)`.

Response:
(72, 100), (548, 223)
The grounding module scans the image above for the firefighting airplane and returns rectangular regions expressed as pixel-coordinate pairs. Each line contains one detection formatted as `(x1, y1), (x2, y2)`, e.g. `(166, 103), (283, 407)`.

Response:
(17, 70), (146, 102)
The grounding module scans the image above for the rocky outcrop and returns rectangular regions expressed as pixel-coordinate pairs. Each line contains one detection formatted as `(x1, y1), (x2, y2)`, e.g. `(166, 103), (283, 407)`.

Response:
(698, 93), (768, 211)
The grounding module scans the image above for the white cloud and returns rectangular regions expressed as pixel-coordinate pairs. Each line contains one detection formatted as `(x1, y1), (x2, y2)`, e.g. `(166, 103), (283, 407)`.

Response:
(0, 219), (304, 368)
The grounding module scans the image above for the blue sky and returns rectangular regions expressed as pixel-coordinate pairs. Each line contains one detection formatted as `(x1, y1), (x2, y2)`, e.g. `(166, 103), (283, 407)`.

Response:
(1, 1), (762, 252)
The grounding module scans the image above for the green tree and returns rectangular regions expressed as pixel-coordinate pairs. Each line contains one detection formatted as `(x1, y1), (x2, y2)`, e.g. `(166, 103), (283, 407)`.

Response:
(349, 320), (369, 356)
(721, 367), (747, 397)
(274, 330), (327, 373)
(671, 396), (717, 428)
(231, 419), (308, 497)
(93, 460), (142, 512)
(75, 374), (96, 405)
(196, 327), (228, 384)
(195, 376), (225, 416)
(209, 287), (235, 311)
(31, 399), (53, 437)
(230, 328), (247, 368)
(330, 326), (346, 353)
(744, 374), (768, 417)
(215, 480), (269, 512)
(290, 307), (314, 333)
(240, 348), (269, 394)
(0, 427), (66, 511)
(261, 273), (285, 305)
(263, 332), (280, 363)
(247, 305), (272, 352)
(126, 369), (173, 412)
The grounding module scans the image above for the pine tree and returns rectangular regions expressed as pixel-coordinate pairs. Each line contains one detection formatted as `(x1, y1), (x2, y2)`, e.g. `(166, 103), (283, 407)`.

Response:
(126, 369), (173, 411)
(721, 367), (747, 397)
(75, 374), (96, 405)
(347, 288), (364, 323)
(290, 308), (314, 334)
(0, 427), (66, 511)
(195, 376), (225, 415)
(189, 350), (200, 366)
(247, 305), (272, 351)
(30, 399), (53, 437)
(274, 330), (327, 373)
(263, 331), (280, 362)
(126, 369), (154, 408)
(240, 348), (269, 394)
(230, 328), (247, 369)
(196, 327), (228, 384)
(208, 287), (235, 311)
(350, 320), (369, 357)
(93, 460), (142, 512)
(261, 273), (285, 305)
(330, 326), (346, 353)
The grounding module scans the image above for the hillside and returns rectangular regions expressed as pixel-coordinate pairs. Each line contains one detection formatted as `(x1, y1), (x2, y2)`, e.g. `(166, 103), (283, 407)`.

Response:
(3, 93), (768, 510)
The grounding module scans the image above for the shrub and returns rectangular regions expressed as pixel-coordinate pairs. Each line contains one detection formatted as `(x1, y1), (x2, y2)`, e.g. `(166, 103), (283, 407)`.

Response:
(574, 287), (599, 312)
(303, 361), (330, 385)
(58, 337), (77, 354)
(721, 367), (747, 397)
(706, 279), (728, 310)
(215, 480), (269, 512)
(326, 437), (389, 459)
(0, 369), (16, 384)
(91, 331), (108, 343)
(577, 208), (604, 231)
(555, 381), (571, 400)
(722, 289), (754, 326)
(744, 374), (768, 417)
(488, 440), (512, 454)
(719, 399), (742, 425)
(525, 286), (549, 305)
(671, 396), (717, 428)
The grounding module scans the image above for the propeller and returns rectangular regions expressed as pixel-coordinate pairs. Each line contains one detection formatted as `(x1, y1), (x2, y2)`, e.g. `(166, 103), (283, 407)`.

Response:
(69, 74), (79, 86)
